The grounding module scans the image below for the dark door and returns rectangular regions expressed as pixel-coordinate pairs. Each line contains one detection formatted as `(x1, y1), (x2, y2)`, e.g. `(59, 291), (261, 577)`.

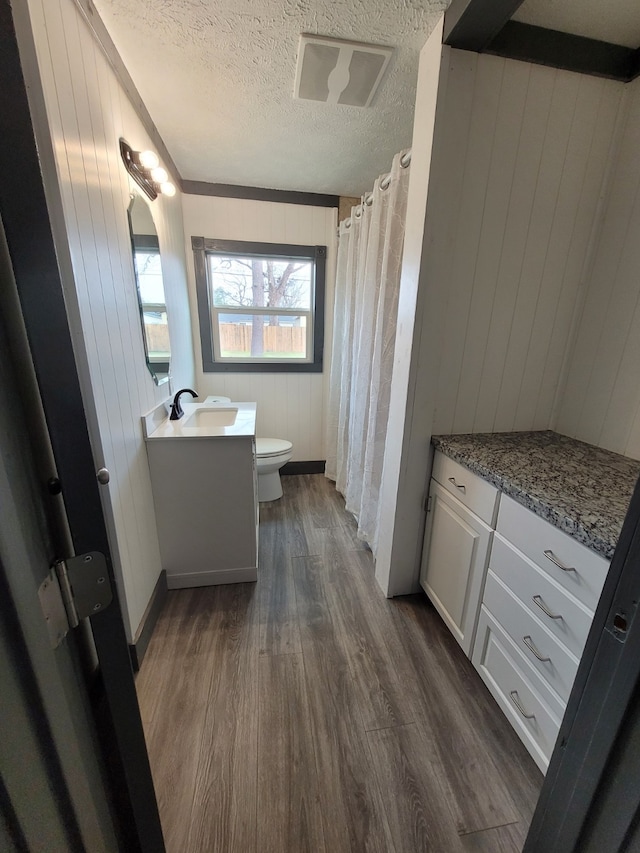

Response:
(0, 3), (164, 850)
(0, 220), (120, 850)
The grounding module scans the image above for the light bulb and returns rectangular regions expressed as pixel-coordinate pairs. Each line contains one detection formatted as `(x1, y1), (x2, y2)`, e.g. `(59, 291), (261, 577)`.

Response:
(160, 181), (176, 197)
(151, 166), (168, 183)
(138, 149), (159, 169)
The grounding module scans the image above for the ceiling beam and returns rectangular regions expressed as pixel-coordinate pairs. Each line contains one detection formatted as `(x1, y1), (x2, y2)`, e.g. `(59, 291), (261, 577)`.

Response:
(443, 0), (526, 51)
(486, 22), (636, 82)
(181, 181), (339, 208)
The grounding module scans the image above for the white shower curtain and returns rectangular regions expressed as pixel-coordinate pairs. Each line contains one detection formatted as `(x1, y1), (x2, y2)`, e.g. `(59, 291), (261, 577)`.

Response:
(325, 150), (411, 555)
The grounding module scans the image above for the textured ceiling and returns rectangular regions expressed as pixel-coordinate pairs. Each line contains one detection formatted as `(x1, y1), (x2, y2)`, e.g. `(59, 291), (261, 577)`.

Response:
(92, 0), (448, 196)
(513, 0), (640, 49)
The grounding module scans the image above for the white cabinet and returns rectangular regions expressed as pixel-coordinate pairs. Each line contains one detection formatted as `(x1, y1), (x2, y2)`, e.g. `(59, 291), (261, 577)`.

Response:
(431, 452), (499, 525)
(422, 450), (612, 773)
(496, 495), (609, 612)
(472, 494), (610, 772)
(419, 453), (498, 656)
(473, 608), (565, 772)
(146, 435), (258, 589)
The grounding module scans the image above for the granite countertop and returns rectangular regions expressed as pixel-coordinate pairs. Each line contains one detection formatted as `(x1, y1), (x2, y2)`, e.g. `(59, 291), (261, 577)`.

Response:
(431, 431), (640, 560)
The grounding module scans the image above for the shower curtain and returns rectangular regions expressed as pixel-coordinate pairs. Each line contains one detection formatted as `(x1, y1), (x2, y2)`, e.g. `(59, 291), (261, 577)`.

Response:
(325, 149), (411, 556)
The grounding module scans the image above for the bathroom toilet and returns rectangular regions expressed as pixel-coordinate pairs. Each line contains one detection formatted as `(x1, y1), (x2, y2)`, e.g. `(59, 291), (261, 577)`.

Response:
(255, 438), (293, 501)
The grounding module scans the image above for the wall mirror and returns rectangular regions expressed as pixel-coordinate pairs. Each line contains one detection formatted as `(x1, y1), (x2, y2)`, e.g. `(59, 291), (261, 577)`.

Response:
(127, 193), (170, 384)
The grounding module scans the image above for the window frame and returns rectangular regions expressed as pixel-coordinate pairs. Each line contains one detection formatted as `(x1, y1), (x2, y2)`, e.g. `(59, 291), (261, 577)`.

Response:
(192, 237), (326, 373)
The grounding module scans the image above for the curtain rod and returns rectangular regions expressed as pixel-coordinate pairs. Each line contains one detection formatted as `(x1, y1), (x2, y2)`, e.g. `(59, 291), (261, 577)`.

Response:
(379, 151), (411, 191)
(341, 150), (411, 229)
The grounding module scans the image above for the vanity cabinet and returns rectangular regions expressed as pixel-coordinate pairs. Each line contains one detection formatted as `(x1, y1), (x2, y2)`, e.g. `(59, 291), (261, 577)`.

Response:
(472, 494), (609, 772)
(422, 433), (632, 773)
(419, 453), (499, 656)
(146, 434), (258, 589)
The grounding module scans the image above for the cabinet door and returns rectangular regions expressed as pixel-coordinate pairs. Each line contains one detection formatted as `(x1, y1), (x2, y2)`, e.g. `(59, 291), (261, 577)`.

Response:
(420, 480), (492, 656)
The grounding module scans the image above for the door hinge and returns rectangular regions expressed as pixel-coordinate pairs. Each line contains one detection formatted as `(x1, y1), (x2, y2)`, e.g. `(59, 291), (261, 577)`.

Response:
(38, 552), (113, 649)
(425, 495), (432, 513)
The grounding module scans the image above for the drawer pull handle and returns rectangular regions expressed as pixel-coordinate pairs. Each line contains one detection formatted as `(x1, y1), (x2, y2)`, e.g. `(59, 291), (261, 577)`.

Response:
(544, 549), (576, 572)
(523, 635), (551, 662)
(448, 477), (466, 493)
(510, 690), (535, 719)
(533, 595), (563, 620)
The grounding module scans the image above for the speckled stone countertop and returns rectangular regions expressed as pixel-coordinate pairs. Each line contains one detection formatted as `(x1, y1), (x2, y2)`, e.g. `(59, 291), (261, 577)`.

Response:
(431, 431), (640, 560)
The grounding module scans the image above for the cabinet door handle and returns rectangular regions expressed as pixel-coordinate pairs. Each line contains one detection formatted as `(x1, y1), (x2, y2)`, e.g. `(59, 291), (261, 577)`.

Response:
(532, 595), (563, 620)
(510, 690), (535, 719)
(544, 549), (576, 572)
(448, 477), (466, 493)
(522, 635), (551, 662)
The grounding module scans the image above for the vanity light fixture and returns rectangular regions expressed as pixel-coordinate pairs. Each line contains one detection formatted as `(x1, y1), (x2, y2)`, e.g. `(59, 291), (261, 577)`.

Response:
(119, 139), (176, 201)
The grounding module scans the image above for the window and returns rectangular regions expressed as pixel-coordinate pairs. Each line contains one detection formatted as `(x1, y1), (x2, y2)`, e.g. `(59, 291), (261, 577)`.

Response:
(132, 236), (170, 376)
(192, 237), (326, 373)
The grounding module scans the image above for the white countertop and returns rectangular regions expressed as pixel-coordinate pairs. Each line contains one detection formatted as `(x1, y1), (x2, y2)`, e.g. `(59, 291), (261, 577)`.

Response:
(143, 401), (257, 440)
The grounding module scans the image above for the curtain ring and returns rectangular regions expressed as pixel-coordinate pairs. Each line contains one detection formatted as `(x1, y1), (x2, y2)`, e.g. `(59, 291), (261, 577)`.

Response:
(400, 150), (411, 168)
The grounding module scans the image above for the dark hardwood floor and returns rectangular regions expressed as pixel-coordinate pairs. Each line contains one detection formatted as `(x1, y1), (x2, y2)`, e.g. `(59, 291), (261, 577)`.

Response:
(136, 474), (542, 852)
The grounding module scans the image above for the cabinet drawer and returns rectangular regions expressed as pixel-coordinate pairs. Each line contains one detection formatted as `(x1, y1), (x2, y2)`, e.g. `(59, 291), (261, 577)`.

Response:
(491, 535), (593, 660)
(484, 571), (579, 703)
(497, 494), (609, 612)
(473, 607), (563, 773)
(432, 452), (499, 526)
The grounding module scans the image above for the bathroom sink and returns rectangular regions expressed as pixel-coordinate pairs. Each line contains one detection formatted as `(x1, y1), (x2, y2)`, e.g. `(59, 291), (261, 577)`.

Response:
(183, 406), (238, 428)
(143, 401), (255, 440)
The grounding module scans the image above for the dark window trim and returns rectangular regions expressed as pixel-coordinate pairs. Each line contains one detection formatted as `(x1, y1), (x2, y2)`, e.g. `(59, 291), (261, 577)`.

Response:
(132, 234), (159, 251)
(192, 236), (326, 374)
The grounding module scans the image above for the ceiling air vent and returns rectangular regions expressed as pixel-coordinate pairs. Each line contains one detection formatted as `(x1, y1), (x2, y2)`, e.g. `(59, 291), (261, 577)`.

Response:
(294, 34), (393, 108)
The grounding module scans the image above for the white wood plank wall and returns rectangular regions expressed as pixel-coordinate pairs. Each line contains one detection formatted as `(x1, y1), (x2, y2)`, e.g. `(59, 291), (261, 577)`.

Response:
(182, 195), (337, 461)
(556, 78), (640, 460)
(426, 51), (624, 438)
(26, 0), (195, 640)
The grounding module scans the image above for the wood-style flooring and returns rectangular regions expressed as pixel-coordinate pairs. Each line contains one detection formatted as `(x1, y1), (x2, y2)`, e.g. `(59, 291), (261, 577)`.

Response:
(136, 474), (542, 853)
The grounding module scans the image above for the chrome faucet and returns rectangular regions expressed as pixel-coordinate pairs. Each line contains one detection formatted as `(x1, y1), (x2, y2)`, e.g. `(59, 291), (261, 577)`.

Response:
(170, 388), (198, 420)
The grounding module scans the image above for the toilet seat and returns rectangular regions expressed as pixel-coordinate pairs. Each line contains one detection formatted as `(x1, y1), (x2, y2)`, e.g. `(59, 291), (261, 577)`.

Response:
(256, 438), (292, 458)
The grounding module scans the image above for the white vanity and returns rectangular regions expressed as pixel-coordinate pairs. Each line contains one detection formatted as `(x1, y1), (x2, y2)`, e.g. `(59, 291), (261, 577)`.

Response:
(143, 399), (258, 589)
(420, 431), (639, 772)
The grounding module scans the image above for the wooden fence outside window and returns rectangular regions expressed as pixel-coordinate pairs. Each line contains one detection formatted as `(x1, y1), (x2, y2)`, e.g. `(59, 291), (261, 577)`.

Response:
(219, 322), (305, 354)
